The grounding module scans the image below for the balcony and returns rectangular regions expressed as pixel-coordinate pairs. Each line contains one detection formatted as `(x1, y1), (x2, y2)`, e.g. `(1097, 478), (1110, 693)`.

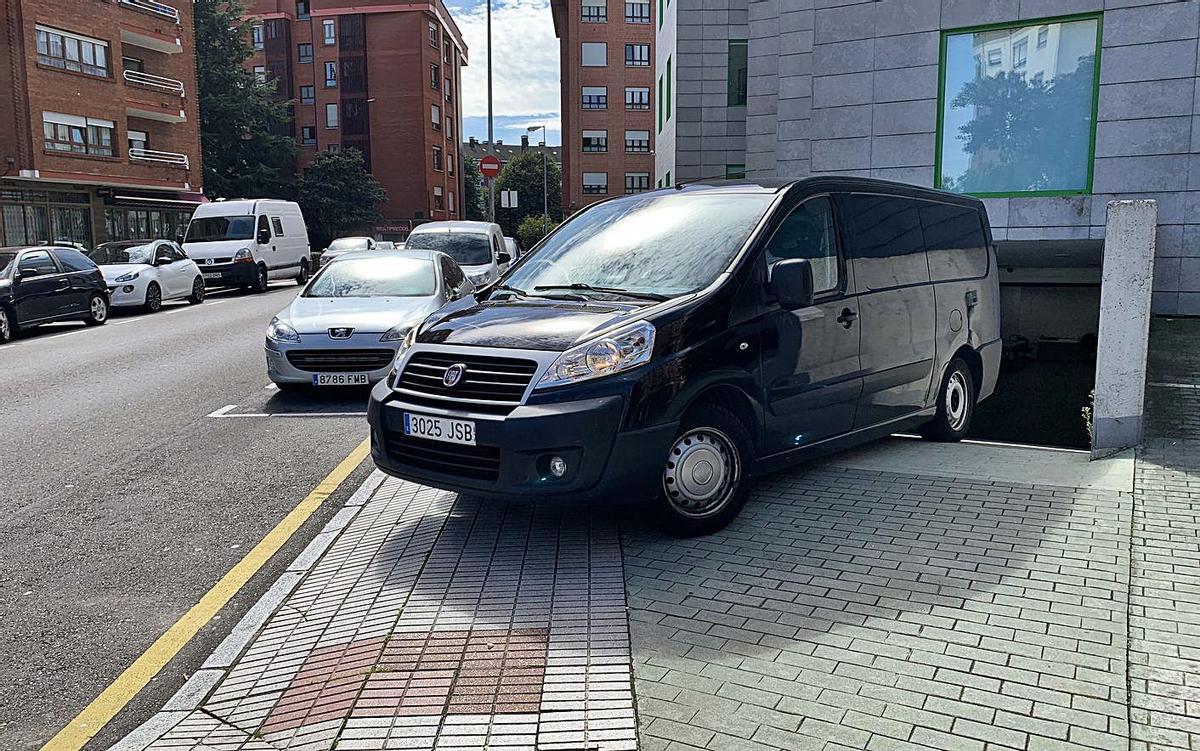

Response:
(124, 70), (184, 96)
(129, 148), (189, 169)
(118, 0), (179, 23)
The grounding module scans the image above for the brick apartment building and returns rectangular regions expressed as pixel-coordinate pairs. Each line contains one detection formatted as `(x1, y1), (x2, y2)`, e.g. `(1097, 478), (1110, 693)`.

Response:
(0, 0), (203, 248)
(551, 0), (655, 214)
(245, 0), (467, 242)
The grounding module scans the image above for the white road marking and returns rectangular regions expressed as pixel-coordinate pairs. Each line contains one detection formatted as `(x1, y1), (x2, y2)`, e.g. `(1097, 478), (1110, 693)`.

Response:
(892, 432), (1089, 454)
(206, 403), (366, 418)
(1149, 381), (1200, 390)
(207, 404), (238, 418)
(265, 383), (278, 390)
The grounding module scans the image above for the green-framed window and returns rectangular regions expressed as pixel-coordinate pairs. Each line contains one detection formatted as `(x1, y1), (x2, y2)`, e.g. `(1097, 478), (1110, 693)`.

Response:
(658, 0), (663, 28)
(665, 56), (672, 122)
(657, 74), (663, 132)
(935, 13), (1102, 197)
(725, 164), (746, 179)
(727, 39), (747, 106)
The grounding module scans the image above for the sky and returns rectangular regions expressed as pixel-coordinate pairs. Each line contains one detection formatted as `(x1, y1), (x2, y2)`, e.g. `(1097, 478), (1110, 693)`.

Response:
(447, 0), (562, 146)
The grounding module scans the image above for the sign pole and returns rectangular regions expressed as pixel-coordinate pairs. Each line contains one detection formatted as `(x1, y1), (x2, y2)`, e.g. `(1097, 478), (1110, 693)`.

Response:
(486, 0), (495, 222)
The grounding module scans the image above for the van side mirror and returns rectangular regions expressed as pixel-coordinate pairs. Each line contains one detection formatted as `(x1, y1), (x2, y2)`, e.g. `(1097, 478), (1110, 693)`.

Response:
(769, 258), (815, 310)
(497, 252), (511, 264)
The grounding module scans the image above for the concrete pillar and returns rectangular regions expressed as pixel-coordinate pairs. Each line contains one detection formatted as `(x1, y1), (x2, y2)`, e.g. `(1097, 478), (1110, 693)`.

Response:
(1092, 199), (1157, 458)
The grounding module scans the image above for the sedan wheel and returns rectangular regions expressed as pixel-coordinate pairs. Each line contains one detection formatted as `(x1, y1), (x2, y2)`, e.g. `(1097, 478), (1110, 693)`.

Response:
(144, 282), (162, 313)
(0, 307), (11, 343)
(84, 294), (109, 326)
(188, 277), (206, 304)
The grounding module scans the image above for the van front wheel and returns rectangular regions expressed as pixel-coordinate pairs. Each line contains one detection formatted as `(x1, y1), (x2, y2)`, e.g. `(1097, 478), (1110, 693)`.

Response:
(921, 357), (975, 442)
(251, 264), (269, 293)
(655, 405), (753, 537)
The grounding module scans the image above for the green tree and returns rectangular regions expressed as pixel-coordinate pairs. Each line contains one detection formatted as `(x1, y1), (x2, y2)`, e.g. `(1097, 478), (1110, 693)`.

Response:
(194, 0), (295, 199)
(494, 151), (562, 235)
(296, 149), (387, 251)
(515, 214), (558, 251)
(462, 157), (485, 221)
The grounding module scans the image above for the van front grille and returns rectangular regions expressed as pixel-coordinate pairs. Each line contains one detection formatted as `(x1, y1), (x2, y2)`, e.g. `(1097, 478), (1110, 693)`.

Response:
(396, 351), (538, 415)
(286, 348), (395, 372)
(383, 433), (500, 482)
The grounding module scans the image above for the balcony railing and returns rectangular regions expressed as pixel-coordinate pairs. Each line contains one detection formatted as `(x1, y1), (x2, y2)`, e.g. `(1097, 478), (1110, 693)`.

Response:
(124, 69), (185, 96)
(129, 148), (189, 168)
(118, 0), (180, 23)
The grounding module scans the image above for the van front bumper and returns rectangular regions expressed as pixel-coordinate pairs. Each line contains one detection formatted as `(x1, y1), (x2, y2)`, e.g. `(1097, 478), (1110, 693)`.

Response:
(367, 381), (678, 504)
(196, 261), (257, 288)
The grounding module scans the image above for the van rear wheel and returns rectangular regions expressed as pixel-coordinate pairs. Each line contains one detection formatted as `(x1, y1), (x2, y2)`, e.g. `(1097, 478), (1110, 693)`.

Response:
(921, 356), (975, 442)
(655, 404), (753, 537)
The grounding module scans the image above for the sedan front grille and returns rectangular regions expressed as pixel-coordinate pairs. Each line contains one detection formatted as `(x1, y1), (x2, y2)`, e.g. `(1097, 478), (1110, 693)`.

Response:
(396, 351), (538, 415)
(286, 348), (395, 373)
(384, 433), (500, 481)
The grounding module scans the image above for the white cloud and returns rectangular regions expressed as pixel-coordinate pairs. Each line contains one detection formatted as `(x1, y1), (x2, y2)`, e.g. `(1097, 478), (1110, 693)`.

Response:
(449, 0), (561, 122)
(512, 117), (562, 133)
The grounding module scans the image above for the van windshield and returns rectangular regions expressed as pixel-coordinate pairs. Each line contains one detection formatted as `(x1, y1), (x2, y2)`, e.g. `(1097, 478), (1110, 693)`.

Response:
(503, 192), (775, 299)
(185, 216), (256, 243)
(404, 232), (491, 266)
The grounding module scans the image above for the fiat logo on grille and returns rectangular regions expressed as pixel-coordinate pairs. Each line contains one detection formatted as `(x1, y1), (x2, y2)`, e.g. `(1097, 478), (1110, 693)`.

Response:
(442, 363), (467, 388)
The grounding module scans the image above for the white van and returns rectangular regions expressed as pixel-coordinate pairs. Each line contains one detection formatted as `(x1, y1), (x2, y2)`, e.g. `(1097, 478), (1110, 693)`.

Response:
(182, 200), (311, 292)
(402, 221), (510, 287)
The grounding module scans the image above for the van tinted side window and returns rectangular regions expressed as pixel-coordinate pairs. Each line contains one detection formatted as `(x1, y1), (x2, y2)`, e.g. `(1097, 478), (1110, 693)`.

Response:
(841, 194), (928, 291)
(764, 196), (839, 294)
(257, 215), (271, 239)
(919, 202), (989, 282)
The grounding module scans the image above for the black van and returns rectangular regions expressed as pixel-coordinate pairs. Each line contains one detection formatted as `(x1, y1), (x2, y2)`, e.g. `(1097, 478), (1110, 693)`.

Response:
(367, 177), (1001, 535)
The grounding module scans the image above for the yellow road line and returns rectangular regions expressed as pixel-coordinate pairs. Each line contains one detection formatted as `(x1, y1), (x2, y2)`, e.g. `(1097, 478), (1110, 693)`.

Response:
(42, 437), (372, 751)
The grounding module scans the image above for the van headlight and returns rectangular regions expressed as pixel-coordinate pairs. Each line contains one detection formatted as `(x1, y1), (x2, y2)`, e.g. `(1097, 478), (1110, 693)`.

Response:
(537, 321), (655, 389)
(266, 316), (300, 343)
(234, 247), (253, 263)
(388, 328), (418, 386)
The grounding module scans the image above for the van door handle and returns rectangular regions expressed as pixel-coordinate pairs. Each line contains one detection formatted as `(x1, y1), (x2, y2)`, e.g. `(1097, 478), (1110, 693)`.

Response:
(837, 307), (857, 328)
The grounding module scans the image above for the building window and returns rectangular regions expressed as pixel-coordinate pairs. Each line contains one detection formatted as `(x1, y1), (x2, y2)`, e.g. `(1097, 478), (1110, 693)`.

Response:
(625, 1), (650, 23)
(444, 40), (451, 65)
(322, 19), (336, 45)
(446, 116), (454, 138)
(429, 22), (439, 47)
(449, 191), (456, 213)
(725, 164), (745, 179)
(582, 130), (607, 153)
(36, 26), (109, 78)
(658, 0), (663, 27)
(42, 112), (113, 157)
(445, 79), (453, 101)
(727, 39), (747, 106)
(448, 155), (455, 176)
(582, 0), (607, 22)
(986, 47), (1002, 66)
(625, 130), (650, 153)
(431, 104), (441, 130)
(583, 172), (608, 195)
(657, 74), (663, 132)
(251, 24), (264, 49)
(666, 55), (672, 121)
(300, 85), (315, 104)
(938, 16), (1100, 196)
(253, 65), (266, 83)
(296, 0), (309, 19)
(1037, 26), (1049, 49)
(301, 126), (316, 145)
(328, 143), (339, 152)
(434, 185), (445, 211)
(582, 42), (607, 67)
(430, 63), (440, 89)
(324, 61), (337, 87)
(123, 55), (144, 73)
(298, 43), (313, 63)
(128, 129), (148, 152)
(433, 145), (444, 171)
(325, 103), (338, 128)
(582, 86), (607, 109)
(625, 86), (649, 110)
(625, 43), (650, 67)
(624, 172), (649, 194)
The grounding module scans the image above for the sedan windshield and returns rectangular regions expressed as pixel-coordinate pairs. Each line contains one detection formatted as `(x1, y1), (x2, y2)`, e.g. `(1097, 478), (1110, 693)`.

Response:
(93, 244), (154, 265)
(502, 192), (775, 299)
(304, 256), (436, 298)
(184, 216), (255, 243)
(404, 232), (491, 266)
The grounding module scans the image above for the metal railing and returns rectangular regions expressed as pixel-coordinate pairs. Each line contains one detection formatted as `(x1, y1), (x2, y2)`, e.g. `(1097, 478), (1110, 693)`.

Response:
(129, 148), (189, 168)
(123, 69), (184, 96)
(118, 0), (180, 23)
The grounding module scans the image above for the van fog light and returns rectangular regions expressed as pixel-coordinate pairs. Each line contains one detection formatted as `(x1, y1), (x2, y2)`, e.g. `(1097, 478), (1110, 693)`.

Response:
(549, 455), (568, 478)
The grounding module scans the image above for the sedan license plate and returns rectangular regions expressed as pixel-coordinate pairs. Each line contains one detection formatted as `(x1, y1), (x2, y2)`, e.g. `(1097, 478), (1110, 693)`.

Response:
(203, 272), (222, 280)
(404, 412), (476, 446)
(313, 373), (369, 386)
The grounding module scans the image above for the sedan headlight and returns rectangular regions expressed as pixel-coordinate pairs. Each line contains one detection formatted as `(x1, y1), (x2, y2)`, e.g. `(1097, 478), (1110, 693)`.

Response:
(537, 320), (655, 389)
(380, 324), (412, 343)
(468, 273), (490, 286)
(266, 316), (300, 343)
(234, 247), (253, 263)
(114, 271), (140, 282)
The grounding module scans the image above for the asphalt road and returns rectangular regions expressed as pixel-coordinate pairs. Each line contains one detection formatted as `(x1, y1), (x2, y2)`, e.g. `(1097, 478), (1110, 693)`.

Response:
(0, 283), (375, 750)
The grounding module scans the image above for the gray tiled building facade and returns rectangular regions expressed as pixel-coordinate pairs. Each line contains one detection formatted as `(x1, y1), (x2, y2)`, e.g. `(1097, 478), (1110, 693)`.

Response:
(659, 0), (1200, 316)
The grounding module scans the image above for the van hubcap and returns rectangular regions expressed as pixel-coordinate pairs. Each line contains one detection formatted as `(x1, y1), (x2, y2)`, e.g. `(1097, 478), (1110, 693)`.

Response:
(663, 428), (740, 518)
(946, 371), (969, 431)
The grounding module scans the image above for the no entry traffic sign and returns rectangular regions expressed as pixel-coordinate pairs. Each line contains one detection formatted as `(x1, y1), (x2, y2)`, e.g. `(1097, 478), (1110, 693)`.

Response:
(480, 155), (502, 179)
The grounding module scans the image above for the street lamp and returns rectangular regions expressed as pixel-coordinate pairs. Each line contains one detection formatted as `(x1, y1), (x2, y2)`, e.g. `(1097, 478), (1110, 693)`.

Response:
(527, 124), (548, 237)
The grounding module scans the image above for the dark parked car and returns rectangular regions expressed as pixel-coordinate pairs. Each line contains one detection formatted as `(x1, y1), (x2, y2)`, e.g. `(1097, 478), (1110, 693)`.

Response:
(0, 246), (110, 342)
(367, 178), (1001, 535)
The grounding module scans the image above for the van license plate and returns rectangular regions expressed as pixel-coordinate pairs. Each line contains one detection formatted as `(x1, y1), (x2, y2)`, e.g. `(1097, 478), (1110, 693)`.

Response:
(313, 373), (369, 386)
(203, 272), (222, 280)
(404, 412), (476, 446)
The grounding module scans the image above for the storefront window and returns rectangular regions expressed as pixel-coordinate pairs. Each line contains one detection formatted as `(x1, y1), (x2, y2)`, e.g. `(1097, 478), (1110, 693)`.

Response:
(0, 189), (89, 247)
(937, 16), (1101, 196)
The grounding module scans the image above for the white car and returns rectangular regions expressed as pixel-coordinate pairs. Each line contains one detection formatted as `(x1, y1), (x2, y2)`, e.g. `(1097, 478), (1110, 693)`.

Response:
(319, 236), (377, 268)
(403, 221), (511, 288)
(90, 240), (205, 312)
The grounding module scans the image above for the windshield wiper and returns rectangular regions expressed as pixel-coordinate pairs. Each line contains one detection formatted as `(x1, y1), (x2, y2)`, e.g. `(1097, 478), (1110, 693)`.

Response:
(491, 284), (529, 298)
(534, 283), (669, 302)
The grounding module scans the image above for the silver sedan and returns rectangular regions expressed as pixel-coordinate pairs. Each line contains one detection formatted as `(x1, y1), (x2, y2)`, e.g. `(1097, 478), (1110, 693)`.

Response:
(265, 250), (474, 389)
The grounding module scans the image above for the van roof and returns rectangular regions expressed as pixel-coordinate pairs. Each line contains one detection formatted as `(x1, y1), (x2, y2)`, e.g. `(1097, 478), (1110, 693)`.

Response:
(656, 177), (985, 210)
(409, 220), (498, 234)
(194, 199), (297, 215)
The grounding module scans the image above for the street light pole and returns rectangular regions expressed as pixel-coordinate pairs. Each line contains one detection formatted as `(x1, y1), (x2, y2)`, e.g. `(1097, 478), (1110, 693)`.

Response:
(486, 0), (495, 222)
(527, 124), (548, 236)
